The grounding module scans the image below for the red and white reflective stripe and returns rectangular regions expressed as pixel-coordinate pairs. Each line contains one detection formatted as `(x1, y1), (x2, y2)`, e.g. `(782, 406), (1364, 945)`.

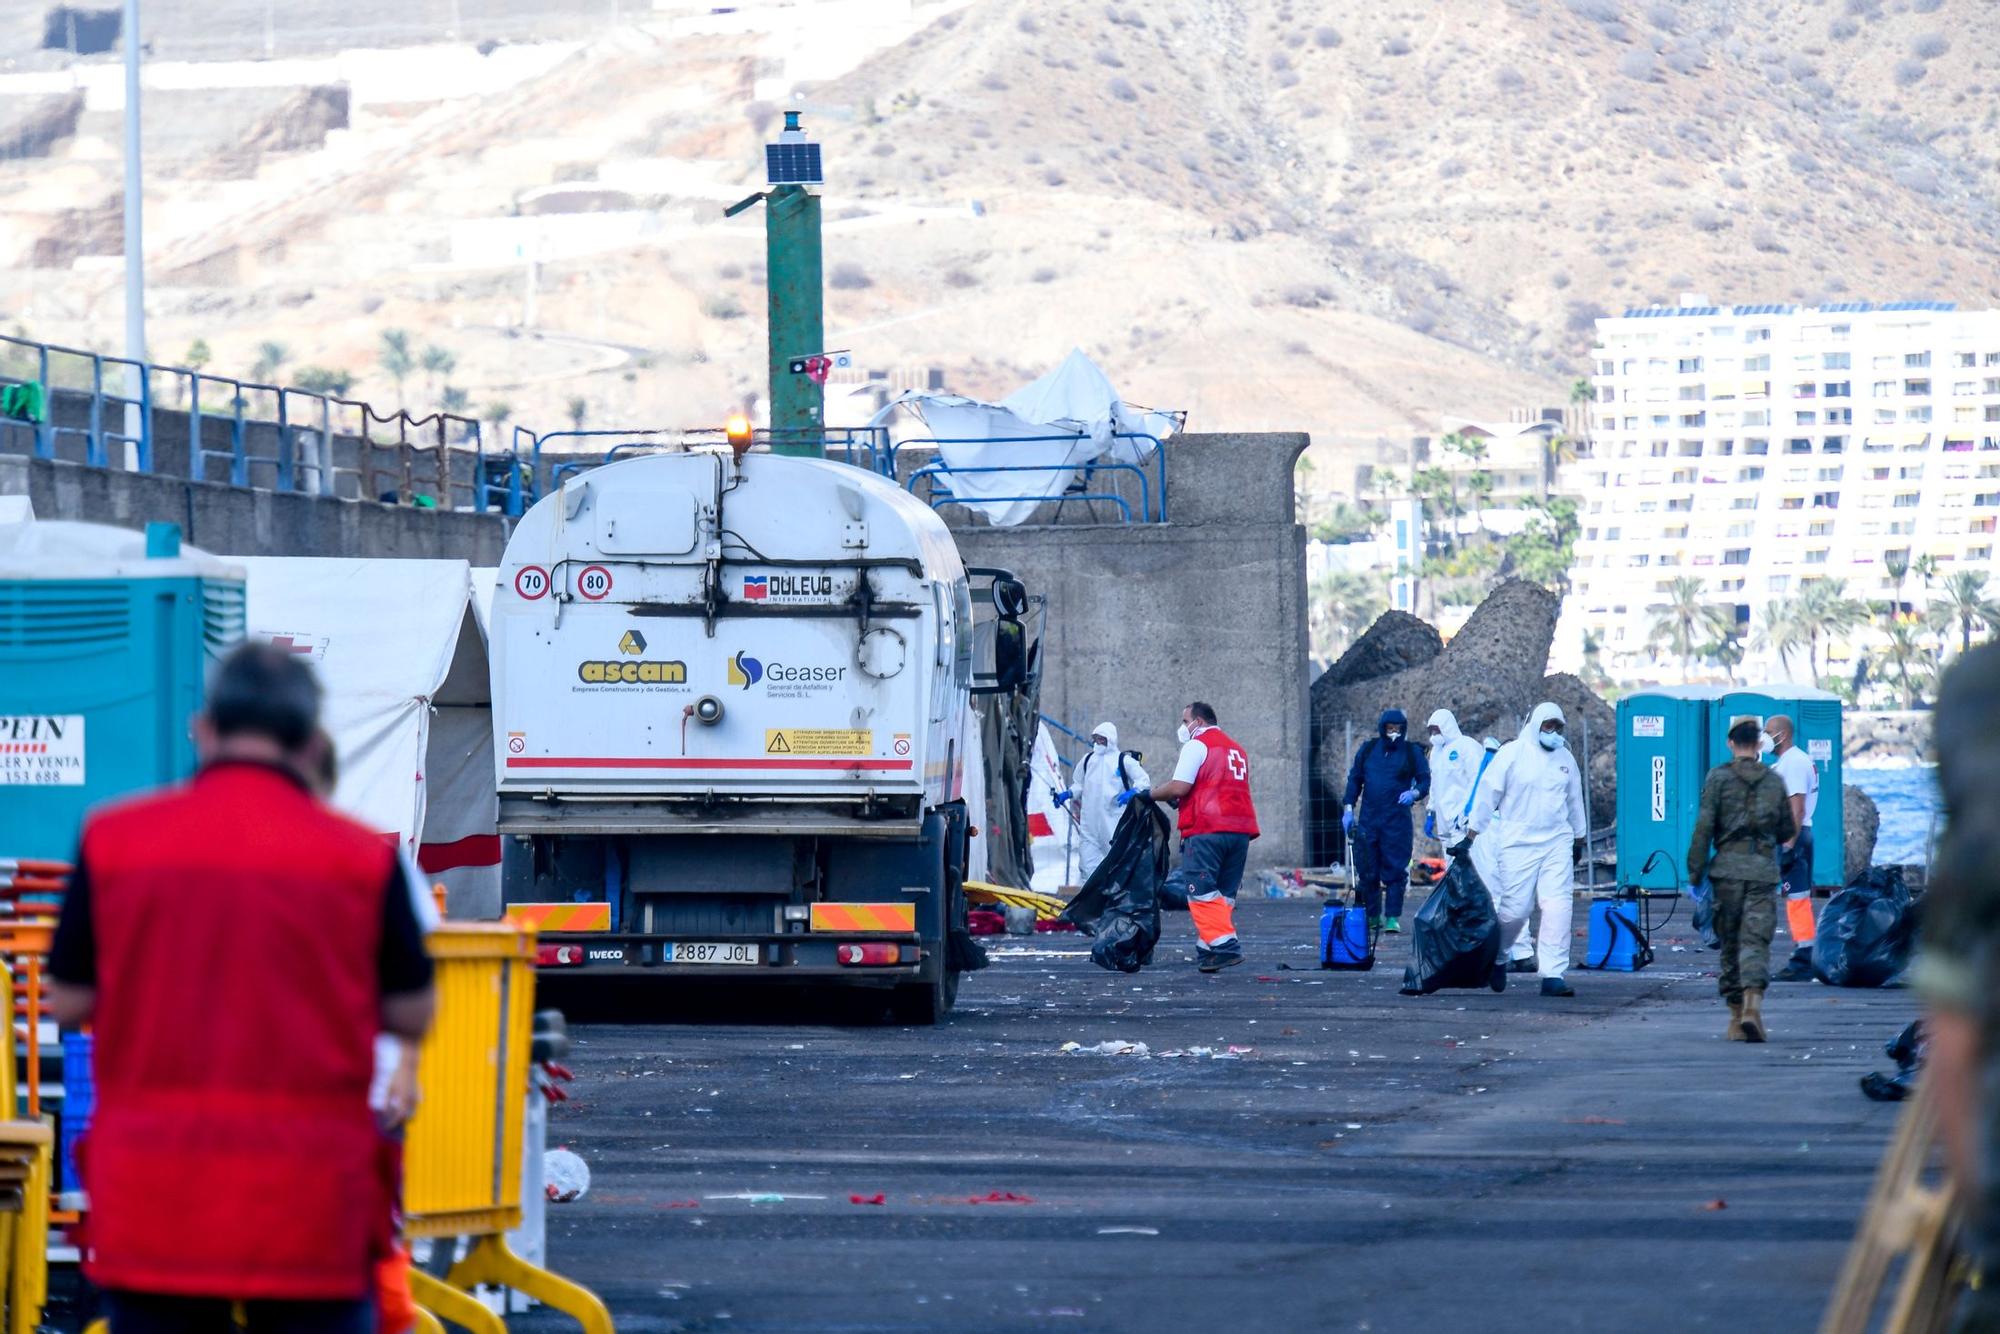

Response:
(417, 835), (503, 873)
(506, 756), (913, 771)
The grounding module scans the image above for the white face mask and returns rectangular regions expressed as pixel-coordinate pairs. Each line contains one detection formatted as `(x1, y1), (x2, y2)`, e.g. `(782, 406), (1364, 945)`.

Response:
(1176, 723), (1192, 745)
(1538, 731), (1564, 751)
(1759, 731), (1775, 756)
(1092, 739), (1109, 751)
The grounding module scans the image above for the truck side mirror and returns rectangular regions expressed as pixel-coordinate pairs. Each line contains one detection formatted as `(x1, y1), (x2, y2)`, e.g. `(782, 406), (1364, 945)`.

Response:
(993, 616), (1026, 691)
(992, 578), (1027, 619)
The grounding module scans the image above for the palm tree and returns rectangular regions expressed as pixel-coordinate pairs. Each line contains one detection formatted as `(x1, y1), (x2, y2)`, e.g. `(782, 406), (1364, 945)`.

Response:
(251, 341), (288, 383)
(1792, 577), (1869, 686)
(1465, 469), (1495, 533)
(1877, 618), (1930, 710)
(1934, 570), (2000, 654)
(1883, 548), (1911, 620)
(1701, 632), (1746, 685)
(1754, 598), (1807, 681)
(379, 330), (415, 410)
(1580, 629), (1612, 693)
(419, 345), (455, 402)
(1309, 570), (1388, 662)
(1647, 576), (1733, 680)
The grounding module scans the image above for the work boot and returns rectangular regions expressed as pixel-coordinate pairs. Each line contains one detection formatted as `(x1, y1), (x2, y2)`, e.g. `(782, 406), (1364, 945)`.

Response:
(1508, 957), (1540, 974)
(1773, 950), (1815, 983)
(1725, 998), (1746, 1042)
(1540, 976), (1574, 998)
(1489, 963), (1507, 993)
(1383, 917), (1401, 934)
(1198, 953), (1245, 975)
(1368, 916), (1383, 931)
(1739, 988), (1766, 1043)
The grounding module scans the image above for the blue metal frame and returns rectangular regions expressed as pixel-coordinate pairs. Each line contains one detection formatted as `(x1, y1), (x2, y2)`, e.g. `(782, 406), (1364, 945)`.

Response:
(894, 433), (1166, 523)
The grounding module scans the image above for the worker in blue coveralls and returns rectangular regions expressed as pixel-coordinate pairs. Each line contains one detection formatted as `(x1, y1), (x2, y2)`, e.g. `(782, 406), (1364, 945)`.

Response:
(1342, 708), (1430, 933)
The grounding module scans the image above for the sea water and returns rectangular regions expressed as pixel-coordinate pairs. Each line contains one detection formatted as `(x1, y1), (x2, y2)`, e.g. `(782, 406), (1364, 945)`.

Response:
(1846, 763), (1941, 867)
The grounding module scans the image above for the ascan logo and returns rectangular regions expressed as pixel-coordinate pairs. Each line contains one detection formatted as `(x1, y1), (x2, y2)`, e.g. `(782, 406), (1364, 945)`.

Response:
(618, 629), (647, 655)
(727, 651), (764, 689)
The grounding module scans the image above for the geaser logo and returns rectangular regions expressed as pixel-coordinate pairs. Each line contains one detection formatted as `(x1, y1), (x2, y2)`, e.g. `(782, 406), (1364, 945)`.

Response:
(727, 651), (764, 689)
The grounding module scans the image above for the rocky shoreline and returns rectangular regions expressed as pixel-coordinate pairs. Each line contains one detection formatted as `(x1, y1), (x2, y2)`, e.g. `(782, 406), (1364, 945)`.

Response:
(1844, 711), (1935, 766)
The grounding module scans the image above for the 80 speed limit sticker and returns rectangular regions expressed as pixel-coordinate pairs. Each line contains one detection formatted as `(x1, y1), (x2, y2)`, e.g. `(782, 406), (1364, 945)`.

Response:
(577, 565), (614, 600)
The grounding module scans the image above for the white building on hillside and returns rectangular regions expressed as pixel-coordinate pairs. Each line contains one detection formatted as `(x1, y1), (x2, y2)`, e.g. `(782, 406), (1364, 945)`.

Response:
(1560, 296), (2000, 681)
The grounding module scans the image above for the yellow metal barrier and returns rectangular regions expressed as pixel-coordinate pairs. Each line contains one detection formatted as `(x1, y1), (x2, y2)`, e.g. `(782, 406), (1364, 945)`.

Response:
(405, 923), (612, 1334)
(0, 967), (49, 1334)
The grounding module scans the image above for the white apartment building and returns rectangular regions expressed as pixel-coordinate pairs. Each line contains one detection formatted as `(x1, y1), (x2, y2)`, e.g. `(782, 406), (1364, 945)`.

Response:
(1559, 296), (2000, 681)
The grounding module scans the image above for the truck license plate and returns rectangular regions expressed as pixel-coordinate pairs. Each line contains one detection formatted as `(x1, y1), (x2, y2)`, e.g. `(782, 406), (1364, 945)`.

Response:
(666, 942), (758, 965)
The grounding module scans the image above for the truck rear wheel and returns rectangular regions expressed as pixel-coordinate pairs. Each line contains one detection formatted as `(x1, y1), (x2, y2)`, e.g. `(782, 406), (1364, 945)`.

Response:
(892, 880), (964, 1025)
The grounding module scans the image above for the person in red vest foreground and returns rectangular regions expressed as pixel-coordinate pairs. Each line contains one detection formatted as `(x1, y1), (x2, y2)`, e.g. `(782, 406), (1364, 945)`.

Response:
(47, 644), (436, 1334)
(1118, 701), (1260, 972)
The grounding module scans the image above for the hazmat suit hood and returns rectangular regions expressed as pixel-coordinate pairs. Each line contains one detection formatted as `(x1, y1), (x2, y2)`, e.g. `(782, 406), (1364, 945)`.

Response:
(1426, 709), (1464, 747)
(1519, 702), (1567, 748)
(1378, 708), (1409, 746)
(1091, 722), (1119, 750)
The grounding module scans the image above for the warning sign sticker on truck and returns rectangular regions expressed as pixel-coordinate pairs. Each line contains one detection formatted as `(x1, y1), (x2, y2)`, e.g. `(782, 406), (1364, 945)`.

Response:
(766, 729), (872, 756)
(0, 715), (84, 786)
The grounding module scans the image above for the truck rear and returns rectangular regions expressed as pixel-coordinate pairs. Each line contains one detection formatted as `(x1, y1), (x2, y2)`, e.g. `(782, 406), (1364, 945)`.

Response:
(491, 447), (1025, 1022)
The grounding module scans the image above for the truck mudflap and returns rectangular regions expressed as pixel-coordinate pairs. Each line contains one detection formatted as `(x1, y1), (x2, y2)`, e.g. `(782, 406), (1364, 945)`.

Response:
(533, 931), (936, 984)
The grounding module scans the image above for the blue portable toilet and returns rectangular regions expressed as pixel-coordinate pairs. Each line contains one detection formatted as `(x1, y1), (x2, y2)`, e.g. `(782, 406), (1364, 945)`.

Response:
(0, 517), (244, 861)
(1615, 686), (1730, 891)
(1710, 688), (1845, 889)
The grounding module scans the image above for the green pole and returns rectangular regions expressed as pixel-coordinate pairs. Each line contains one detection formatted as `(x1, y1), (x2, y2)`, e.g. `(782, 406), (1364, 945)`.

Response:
(765, 183), (824, 455)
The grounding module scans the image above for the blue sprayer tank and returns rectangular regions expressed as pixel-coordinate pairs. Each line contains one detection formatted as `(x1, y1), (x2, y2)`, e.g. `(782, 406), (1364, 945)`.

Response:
(0, 519), (244, 861)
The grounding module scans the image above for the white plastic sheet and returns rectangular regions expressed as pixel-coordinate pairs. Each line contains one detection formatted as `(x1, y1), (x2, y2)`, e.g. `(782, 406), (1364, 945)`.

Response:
(872, 349), (1178, 526)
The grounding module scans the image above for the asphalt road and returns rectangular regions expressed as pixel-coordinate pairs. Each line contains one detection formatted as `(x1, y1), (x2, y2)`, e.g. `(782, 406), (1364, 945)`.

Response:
(525, 896), (1919, 1333)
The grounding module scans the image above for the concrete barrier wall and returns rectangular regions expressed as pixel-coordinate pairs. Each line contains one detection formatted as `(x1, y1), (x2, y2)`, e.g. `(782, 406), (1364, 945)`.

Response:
(0, 455), (510, 561)
(949, 433), (1311, 866)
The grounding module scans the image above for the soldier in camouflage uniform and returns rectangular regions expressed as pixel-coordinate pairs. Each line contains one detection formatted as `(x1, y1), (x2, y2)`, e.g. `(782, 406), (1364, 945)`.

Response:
(1687, 718), (1797, 1044)
(1916, 640), (2000, 1331)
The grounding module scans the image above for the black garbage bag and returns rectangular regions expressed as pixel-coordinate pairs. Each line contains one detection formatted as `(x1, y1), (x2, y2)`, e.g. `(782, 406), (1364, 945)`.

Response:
(1861, 1021), (1928, 1102)
(1399, 855), (1502, 995)
(1813, 869), (1919, 988)
(1060, 796), (1172, 974)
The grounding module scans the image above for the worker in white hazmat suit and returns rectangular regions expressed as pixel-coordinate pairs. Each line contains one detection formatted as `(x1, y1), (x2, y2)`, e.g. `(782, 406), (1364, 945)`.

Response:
(1463, 703), (1588, 997)
(1424, 710), (1486, 850)
(1052, 723), (1151, 880)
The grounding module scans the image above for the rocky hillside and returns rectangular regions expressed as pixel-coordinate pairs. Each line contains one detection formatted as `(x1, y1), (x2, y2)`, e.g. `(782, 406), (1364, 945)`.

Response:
(1, 0), (1996, 475)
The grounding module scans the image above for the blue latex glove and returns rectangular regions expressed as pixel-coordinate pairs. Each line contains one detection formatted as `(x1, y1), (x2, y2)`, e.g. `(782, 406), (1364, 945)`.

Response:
(1341, 808), (1355, 834)
(1052, 789), (1074, 806)
(1114, 787), (1144, 807)
(1423, 812), (1435, 838)
(1397, 786), (1418, 807)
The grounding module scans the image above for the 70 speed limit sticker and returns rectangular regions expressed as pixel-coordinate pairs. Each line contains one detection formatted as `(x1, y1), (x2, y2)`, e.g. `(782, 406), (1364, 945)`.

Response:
(514, 565), (549, 600)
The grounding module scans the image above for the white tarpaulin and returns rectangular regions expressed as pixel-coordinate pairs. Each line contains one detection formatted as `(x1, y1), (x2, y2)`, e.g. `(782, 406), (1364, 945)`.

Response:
(239, 558), (500, 919)
(871, 349), (1179, 527)
(962, 707), (989, 887)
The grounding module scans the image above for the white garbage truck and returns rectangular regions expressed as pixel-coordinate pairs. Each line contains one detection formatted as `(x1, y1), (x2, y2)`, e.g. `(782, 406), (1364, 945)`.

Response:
(489, 444), (1032, 1022)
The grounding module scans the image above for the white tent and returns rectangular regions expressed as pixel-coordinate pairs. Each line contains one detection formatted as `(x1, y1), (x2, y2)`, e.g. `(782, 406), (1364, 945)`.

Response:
(871, 349), (1179, 527)
(239, 558), (500, 919)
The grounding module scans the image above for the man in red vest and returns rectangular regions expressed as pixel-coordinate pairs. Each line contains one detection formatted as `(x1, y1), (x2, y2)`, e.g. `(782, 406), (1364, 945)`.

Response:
(1120, 701), (1261, 972)
(47, 644), (435, 1334)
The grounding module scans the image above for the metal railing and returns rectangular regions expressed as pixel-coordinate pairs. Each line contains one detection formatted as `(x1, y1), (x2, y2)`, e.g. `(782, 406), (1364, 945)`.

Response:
(0, 334), (498, 513)
(0, 329), (1176, 527)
